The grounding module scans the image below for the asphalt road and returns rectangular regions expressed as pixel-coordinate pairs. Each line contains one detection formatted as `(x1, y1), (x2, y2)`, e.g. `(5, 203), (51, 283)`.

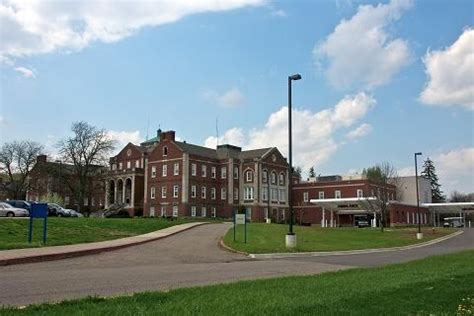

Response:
(0, 223), (472, 307)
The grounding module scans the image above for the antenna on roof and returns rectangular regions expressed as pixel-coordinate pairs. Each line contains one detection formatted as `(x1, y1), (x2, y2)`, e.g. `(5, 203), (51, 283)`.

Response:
(215, 117), (219, 147)
(146, 118), (150, 141)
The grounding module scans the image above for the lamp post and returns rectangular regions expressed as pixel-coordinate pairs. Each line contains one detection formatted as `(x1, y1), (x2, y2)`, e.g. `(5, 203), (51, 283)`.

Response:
(414, 152), (423, 240)
(286, 73), (301, 249)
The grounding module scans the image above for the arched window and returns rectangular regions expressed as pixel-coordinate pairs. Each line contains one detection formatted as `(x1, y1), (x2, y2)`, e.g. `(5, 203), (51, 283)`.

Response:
(271, 171), (277, 184)
(245, 170), (253, 182)
(279, 172), (285, 185)
(262, 170), (268, 183)
(163, 146), (168, 156)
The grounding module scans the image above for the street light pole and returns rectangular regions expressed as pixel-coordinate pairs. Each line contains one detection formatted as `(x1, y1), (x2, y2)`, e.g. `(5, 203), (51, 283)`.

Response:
(415, 152), (423, 240)
(286, 73), (301, 249)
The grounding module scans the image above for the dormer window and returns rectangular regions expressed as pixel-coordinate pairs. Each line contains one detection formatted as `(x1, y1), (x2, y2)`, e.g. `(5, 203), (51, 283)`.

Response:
(163, 146), (168, 156)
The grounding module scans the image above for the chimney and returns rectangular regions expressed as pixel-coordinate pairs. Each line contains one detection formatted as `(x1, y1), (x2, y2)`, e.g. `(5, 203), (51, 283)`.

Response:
(37, 155), (47, 163)
(161, 130), (176, 141)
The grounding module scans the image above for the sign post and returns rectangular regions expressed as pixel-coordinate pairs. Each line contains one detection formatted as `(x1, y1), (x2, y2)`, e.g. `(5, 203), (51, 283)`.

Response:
(28, 203), (48, 244)
(234, 210), (247, 243)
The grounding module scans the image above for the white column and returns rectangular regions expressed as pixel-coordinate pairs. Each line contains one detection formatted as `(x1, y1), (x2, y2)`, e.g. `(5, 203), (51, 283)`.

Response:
(330, 210), (334, 227)
(373, 212), (377, 227)
(105, 181), (109, 209)
(122, 181), (126, 205)
(131, 176), (135, 208)
(114, 181), (118, 205)
(322, 207), (326, 228)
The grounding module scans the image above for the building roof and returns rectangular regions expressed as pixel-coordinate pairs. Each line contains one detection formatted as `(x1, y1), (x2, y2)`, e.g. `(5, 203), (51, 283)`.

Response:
(240, 148), (273, 160)
(174, 141), (219, 159)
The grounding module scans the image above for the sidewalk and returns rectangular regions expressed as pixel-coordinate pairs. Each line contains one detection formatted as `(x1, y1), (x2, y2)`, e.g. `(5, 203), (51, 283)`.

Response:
(0, 222), (207, 266)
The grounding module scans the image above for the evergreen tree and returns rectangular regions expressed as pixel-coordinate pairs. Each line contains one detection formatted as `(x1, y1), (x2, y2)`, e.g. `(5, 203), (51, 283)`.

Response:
(421, 157), (445, 202)
(309, 166), (316, 178)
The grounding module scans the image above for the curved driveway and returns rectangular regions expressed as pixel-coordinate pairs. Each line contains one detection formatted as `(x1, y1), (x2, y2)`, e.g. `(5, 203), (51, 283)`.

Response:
(0, 223), (472, 307)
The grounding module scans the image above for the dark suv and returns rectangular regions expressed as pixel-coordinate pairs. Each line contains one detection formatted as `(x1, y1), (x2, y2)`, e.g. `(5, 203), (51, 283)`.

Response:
(47, 203), (70, 217)
(5, 200), (31, 211)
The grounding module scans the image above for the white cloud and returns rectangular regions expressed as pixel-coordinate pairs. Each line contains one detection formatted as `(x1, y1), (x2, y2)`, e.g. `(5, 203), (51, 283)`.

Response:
(0, 0), (266, 60)
(420, 28), (474, 111)
(0, 116), (5, 127)
(204, 87), (245, 108)
(346, 123), (373, 140)
(314, 0), (412, 89)
(14, 66), (35, 78)
(270, 9), (286, 17)
(107, 130), (142, 154)
(204, 92), (376, 170)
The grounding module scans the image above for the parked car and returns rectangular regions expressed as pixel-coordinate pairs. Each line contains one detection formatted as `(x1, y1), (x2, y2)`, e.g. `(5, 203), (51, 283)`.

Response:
(0, 202), (29, 217)
(46, 203), (71, 217)
(5, 200), (31, 211)
(66, 209), (83, 217)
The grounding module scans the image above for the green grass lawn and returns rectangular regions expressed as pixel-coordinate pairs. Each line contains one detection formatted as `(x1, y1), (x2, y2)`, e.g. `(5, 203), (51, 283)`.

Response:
(223, 223), (458, 253)
(1, 250), (473, 315)
(0, 217), (201, 250)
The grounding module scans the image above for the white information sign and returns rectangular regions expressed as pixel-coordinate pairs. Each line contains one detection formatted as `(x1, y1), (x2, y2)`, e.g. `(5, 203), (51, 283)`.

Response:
(235, 214), (246, 225)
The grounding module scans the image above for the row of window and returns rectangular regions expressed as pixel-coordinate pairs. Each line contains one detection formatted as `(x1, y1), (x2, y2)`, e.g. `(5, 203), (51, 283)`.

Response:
(149, 205), (217, 218)
(112, 160), (141, 171)
(302, 189), (364, 202)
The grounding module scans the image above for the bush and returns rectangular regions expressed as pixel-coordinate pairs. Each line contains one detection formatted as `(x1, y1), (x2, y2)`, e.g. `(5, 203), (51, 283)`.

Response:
(107, 210), (131, 218)
(39, 193), (65, 207)
(134, 208), (143, 217)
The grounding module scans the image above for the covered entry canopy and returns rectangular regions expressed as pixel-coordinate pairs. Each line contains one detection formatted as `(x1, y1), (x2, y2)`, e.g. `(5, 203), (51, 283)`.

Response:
(422, 202), (474, 214)
(309, 197), (378, 214)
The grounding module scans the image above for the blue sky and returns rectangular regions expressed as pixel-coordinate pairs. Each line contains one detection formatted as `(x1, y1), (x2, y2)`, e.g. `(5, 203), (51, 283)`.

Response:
(1, 0), (473, 195)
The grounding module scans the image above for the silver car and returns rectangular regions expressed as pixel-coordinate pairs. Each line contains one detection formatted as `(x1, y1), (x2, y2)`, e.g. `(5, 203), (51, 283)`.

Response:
(0, 202), (29, 217)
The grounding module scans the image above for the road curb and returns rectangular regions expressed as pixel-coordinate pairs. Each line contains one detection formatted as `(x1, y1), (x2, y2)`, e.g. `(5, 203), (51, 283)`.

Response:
(0, 222), (209, 266)
(218, 238), (249, 256)
(249, 230), (464, 259)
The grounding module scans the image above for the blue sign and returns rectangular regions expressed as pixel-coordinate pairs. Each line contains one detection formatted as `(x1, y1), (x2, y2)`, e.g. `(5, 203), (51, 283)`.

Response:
(28, 203), (48, 244)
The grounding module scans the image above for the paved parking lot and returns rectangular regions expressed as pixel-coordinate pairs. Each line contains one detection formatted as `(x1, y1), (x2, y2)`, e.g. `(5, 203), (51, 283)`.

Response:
(0, 223), (472, 307)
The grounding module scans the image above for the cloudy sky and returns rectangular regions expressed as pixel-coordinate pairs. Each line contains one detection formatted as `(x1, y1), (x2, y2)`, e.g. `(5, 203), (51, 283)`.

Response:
(1, 0), (473, 195)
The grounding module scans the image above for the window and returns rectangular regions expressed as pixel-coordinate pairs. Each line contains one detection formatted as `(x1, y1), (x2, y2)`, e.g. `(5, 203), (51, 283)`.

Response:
(335, 190), (341, 199)
(211, 167), (216, 178)
(221, 187), (227, 200)
(150, 207), (155, 217)
(234, 167), (239, 179)
(262, 170), (268, 183)
(262, 187), (268, 201)
(211, 187), (216, 200)
(119, 162), (123, 170)
(201, 186), (206, 199)
(271, 172), (277, 184)
(244, 187), (254, 200)
(221, 167), (227, 179)
(271, 188), (278, 201)
(191, 185), (196, 198)
(173, 185), (179, 198)
(191, 206), (196, 217)
(191, 163), (197, 176)
(201, 207), (206, 217)
(174, 163), (179, 175)
(173, 205), (178, 217)
(279, 173), (285, 185)
(162, 164), (167, 177)
(303, 192), (309, 202)
(245, 170), (253, 182)
(202, 165), (207, 177)
(160, 206), (166, 217)
(135, 160), (140, 168)
(357, 189), (363, 198)
(212, 207), (216, 218)
(112, 164), (116, 171)
(163, 146), (168, 156)
(319, 191), (324, 199)
(234, 187), (239, 200)
(151, 166), (156, 178)
(150, 186), (156, 199)
(161, 186), (167, 198)
(127, 161), (131, 169)
(279, 189), (286, 202)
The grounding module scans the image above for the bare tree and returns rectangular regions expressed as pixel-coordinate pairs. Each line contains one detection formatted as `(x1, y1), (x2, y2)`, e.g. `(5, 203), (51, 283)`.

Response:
(450, 191), (474, 202)
(56, 121), (115, 215)
(362, 162), (399, 232)
(0, 140), (43, 199)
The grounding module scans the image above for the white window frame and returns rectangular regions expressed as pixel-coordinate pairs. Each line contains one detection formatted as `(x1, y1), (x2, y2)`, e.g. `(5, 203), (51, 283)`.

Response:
(262, 187), (268, 201)
(151, 166), (156, 178)
(163, 146), (168, 157)
(202, 165), (207, 177)
(191, 206), (196, 217)
(221, 167), (227, 179)
(150, 206), (155, 217)
(357, 189), (363, 198)
(319, 191), (325, 199)
(174, 163), (179, 176)
(262, 170), (268, 183)
(173, 185), (179, 198)
(279, 189), (286, 202)
(127, 161), (131, 169)
(221, 187), (227, 200)
(162, 164), (167, 177)
(211, 187), (216, 200)
(244, 187), (254, 200)
(173, 205), (178, 217)
(271, 172), (276, 184)
(119, 162), (123, 170)
(201, 186), (206, 199)
(335, 190), (341, 199)
(303, 192), (309, 202)
(191, 163), (197, 176)
(161, 186), (167, 198)
(211, 166), (216, 179)
(201, 206), (206, 217)
(191, 185), (196, 198)
(246, 170), (253, 182)
(279, 173), (285, 185)
(150, 186), (156, 199)
(135, 160), (140, 168)
(160, 206), (166, 217)
(212, 207), (216, 218)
